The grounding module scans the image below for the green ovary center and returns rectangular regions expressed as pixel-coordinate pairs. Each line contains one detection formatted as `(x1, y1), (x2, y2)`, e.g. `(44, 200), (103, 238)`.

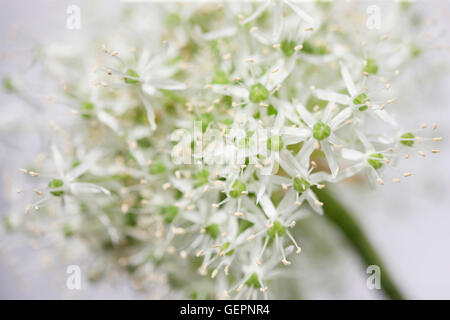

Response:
(293, 177), (310, 193)
(249, 83), (269, 103)
(400, 132), (415, 147)
(48, 179), (64, 196)
(367, 153), (384, 170)
(267, 220), (286, 239)
(313, 121), (331, 140)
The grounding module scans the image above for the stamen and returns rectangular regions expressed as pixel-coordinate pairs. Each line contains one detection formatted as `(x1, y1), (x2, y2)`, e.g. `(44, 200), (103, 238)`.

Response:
(403, 172), (412, 177)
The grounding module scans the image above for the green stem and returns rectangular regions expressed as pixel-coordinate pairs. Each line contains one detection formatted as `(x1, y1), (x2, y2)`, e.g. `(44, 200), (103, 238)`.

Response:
(313, 186), (405, 300)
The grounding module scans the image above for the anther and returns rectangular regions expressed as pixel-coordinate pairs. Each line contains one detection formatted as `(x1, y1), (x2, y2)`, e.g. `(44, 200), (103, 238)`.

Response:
(314, 200), (323, 207)
(282, 259), (291, 266)
(196, 250), (204, 257)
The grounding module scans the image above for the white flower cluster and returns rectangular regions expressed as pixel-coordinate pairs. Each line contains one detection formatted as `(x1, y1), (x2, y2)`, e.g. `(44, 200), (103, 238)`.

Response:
(2, 2), (443, 299)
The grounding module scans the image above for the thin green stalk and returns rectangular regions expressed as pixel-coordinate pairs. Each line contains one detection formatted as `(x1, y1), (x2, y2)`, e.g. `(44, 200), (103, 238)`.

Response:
(313, 186), (405, 300)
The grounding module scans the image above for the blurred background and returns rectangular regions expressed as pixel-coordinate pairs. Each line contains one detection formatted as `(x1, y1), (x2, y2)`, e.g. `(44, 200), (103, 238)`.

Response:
(0, 0), (449, 299)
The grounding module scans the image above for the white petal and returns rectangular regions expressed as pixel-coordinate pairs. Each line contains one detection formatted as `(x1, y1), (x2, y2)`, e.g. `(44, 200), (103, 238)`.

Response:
(198, 26), (238, 40)
(282, 127), (310, 141)
(294, 101), (316, 127)
(278, 153), (297, 177)
(278, 100), (301, 125)
(147, 78), (187, 90)
(341, 148), (365, 161)
(355, 130), (375, 152)
(240, 0), (271, 25)
(264, 60), (292, 90)
(294, 138), (314, 169)
(285, 0), (314, 24)
(272, 1), (283, 41)
(98, 111), (121, 133)
(329, 106), (354, 129)
(315, 89), (351, 105)
(268, 176), (291, 185)
(274, 109), (286, 129)
(366, 167), (381, 190)
(321, 141), (339, 178)
(321, 102), (335, 123)
(309, 171), (332, 184)
(140, 91), (157, 130)
(277, 189), (297, 215)
(51, 145), (65, 179)
(256, 175), (269, 204)
(70, 182), (110, 196)
(251, 30), (274, 46)
(66, 149), (102, 181)
(334, 163), (366, 182)
(373, 109), (398, 128)
(305, 189), (323, 215)
(339, 61), (357, 97)
(212, 85), (248, 99)
(259, 194), (277, 219)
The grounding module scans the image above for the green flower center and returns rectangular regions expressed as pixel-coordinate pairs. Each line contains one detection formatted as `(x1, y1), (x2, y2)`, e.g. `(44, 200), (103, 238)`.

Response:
(267, 135), (284, 151)
(48, 179), (64, 196)
(81, 101), (94, 118)
(205, 224), (220, 239)
(367, 153), (384, 170)
(313, 121), (331, 140)
(124, 69), (139, 84)
(245, 273), (261, 288)
(160, 205), (179, 224)
(400, 132), (415, 147)
(3, 76), (15, 92)
(193, 169), (209, 187)
(211, 70), (229, 84)
(267, 220), (286, 239)
(149, 162), (166, 175)
(220, 242), (234, 256)
(293, 177), (310, 193)
(229, 180), (246, 198)
(249, 83), (269, 103)
(353, 93), (370, 111)
(363, 58), (379, 74)
(280, 39), (296, 57)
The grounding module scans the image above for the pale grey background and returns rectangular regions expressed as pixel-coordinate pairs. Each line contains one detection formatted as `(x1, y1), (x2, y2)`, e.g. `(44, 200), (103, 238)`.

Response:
(1, 0), (449, 299)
